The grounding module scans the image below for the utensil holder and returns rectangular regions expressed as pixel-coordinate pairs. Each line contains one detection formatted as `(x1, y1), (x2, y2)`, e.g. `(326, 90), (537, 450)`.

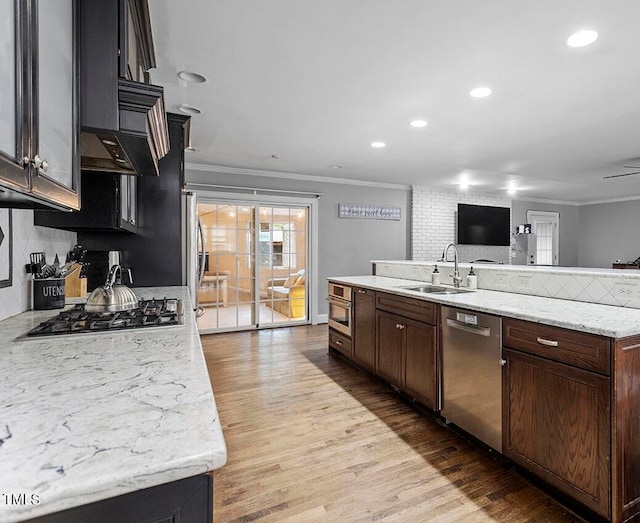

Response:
(33, 278), (66, 310)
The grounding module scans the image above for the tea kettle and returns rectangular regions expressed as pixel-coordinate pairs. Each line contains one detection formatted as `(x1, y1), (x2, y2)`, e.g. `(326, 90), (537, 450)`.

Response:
(85, 265), (138, 313)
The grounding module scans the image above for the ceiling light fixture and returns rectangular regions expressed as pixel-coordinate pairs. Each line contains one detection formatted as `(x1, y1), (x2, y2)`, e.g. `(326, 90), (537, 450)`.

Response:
(330, 164), (343, 169)
(177, 70), (207, 84)
(470, 87), (492, 98)
(185, 146), (198, 152)
(178, 104), (202, 115)
(371, 141), (386, 148)
(566, 30), (598, 48)
(271, 154), (281, 159)
(508, 186), (517, 196)
(459, 180), (469, 190)
(409, 120), (428, 128)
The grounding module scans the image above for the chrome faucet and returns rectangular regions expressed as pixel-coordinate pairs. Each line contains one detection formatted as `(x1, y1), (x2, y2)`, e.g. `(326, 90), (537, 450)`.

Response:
(444, 243), (463, 288)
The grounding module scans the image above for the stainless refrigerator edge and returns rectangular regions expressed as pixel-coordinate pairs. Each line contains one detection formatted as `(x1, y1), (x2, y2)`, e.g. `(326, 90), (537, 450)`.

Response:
(184, 192), (206, 312)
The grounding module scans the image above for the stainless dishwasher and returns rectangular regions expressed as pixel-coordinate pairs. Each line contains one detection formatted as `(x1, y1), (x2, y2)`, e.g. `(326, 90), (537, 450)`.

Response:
(441, 306), (503, 452)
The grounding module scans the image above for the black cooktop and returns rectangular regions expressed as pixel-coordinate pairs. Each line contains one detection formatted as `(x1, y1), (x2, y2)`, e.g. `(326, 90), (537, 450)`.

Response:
(26, 298), (184, 337)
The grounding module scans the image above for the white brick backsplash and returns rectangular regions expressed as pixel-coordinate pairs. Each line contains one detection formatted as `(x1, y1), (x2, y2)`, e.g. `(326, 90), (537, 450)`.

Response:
(411, 187), (511, 264)
(0, 210), (76, 321)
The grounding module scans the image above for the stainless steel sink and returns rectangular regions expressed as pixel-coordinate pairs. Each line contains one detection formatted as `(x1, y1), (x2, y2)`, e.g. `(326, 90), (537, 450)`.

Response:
(404, 285), (473, 295)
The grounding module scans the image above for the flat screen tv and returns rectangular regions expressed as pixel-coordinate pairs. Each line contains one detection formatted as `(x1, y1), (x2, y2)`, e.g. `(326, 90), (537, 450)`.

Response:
(457, 204), (510, 246)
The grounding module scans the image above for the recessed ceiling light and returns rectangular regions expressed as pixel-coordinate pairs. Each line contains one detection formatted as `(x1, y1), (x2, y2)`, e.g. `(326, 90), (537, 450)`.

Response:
(459, 180), (469, 190)
(566, 30), (598, 48)
(469, 87), (492, 98)
(177, 70), (207, 84)
(178, 104), (202, 115)
(185, 146), (198, 152)
(371, 141), (386, 148)
(330, 164), (343, 169)
(508, 186), (517, 196)
(409, 120), (428, 128)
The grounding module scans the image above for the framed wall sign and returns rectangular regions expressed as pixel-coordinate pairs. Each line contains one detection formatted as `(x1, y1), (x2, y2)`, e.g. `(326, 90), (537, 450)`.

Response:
(339, 203), (401, 221)
(0, 209), (12, 288)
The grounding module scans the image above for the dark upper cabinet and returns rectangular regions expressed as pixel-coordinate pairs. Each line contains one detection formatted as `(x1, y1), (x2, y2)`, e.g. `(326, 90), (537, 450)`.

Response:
(79, 0), (169, 177)
(34, 172), (137, 233)
(0, 0), (80, 210)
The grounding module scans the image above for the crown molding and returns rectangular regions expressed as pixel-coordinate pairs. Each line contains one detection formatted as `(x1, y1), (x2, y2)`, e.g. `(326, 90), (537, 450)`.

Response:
(185, 163), (411, 191)
(513, 196), (580, 206)
(579, 194), (640, 206)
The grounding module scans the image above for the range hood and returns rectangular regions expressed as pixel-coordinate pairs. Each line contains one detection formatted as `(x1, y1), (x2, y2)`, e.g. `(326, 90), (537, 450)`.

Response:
(81, 79), (169, 176)
(79, 0), (169, 176)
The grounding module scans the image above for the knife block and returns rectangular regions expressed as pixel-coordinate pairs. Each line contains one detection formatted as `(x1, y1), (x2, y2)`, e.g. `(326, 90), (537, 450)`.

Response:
(65, 264), (87, 298)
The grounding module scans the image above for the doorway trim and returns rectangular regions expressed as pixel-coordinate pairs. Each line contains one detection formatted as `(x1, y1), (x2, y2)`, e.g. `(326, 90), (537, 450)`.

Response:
(190, 189), (320, 326)
(526, 210), (560, 265)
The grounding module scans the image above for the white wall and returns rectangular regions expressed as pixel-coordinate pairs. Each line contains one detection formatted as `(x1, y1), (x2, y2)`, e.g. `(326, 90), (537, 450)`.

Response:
(0, 210), (76, 321)
(578, 199), (640, 268)
(411, 187), (511, 263)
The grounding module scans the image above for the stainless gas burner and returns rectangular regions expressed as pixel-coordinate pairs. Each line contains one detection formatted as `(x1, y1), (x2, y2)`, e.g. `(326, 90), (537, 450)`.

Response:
(26, 298), (184, 337)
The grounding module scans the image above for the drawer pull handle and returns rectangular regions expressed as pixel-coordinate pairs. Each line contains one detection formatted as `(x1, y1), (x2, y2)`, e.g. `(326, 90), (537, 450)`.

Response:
(537, 337), (559, 347)
(358, 289), (366, 294)
(335, 340), (343, 346)
(396, 323), (405, 330)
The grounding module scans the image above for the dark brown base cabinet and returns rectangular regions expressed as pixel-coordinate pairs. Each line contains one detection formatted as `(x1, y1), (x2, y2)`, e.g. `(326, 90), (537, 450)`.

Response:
(328, 286), (438, 412)
(28, 474), (213, 523)
(375, 292), (438, 411)
(376, 309), (437, 410)
(503, 318), (640, 522)
(353, 287), (376, 372)
(503, 348), (610, 517)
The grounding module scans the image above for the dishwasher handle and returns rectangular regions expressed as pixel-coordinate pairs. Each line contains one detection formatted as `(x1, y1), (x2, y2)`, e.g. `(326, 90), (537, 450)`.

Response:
(445, 318), (491, 337)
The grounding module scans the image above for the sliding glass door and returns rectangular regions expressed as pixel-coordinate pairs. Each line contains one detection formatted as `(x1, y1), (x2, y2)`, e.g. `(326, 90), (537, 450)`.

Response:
(196, 200), (308, 333)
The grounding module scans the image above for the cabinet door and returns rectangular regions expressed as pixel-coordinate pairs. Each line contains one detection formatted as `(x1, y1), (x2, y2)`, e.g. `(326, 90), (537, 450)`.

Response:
(404, 317), (437, 410)
(31, 0), (80, 209)
(0, 0), (29, 190)
(503, 349), (610, 517)
(353, 287), (376, 371)
(376, 309), (403, 387)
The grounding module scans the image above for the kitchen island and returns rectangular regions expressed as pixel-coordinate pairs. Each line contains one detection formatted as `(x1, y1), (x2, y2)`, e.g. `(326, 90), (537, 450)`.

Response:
(328, 275), (640, 522)
(0, 286), (226, 523)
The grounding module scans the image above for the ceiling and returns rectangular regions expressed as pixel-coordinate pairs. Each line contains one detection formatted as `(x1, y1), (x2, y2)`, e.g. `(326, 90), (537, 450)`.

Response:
(149, 0), (640, 203)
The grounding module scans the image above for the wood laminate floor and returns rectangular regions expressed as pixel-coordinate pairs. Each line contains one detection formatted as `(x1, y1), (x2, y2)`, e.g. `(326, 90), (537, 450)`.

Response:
(202, 325), (583, 523)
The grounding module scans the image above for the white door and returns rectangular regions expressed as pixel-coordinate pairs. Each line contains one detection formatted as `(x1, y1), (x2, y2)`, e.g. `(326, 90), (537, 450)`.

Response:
(526, 210), (559, 265)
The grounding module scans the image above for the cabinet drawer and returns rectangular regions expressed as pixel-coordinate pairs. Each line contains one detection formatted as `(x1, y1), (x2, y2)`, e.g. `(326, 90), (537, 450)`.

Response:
(503, 318), (610, 375)
(376, 292), (436, 325)
(329, 328), (352, 357)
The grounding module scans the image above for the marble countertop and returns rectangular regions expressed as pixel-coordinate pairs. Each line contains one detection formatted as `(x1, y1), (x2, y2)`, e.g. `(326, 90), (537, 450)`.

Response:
(329, 275), (640, 338)
(0, 286), (227, 522)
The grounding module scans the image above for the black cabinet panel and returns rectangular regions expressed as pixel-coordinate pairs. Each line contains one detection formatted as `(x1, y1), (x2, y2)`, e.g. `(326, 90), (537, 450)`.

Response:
(27, 474), (213, 523)
(34, 172), (136, 233)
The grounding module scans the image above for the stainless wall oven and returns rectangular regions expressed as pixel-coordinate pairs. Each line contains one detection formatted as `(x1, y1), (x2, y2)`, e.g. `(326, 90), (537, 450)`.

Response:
(327, 282), (352, 337)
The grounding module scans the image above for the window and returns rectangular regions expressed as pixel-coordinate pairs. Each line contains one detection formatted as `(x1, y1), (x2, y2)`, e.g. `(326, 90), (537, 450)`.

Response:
(259, 223), (296, 268)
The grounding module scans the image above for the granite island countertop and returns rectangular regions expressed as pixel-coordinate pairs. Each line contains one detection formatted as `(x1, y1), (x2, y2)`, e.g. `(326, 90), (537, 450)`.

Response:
(0, 286), (226, 523)
(329, 275), (640, 338)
